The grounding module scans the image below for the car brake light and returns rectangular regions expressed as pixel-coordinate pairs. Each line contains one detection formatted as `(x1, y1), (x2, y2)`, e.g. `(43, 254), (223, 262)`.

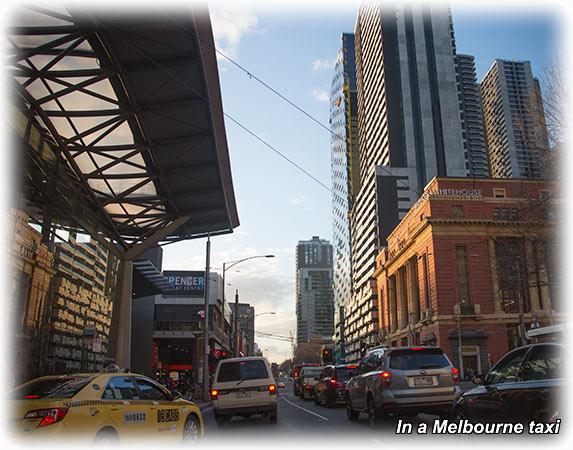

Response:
(211, 389), (218, 400)
(452, 367), (460, 383)
(269, 385), (277, 394)
(412, 347), (423, 350)
(380, 371), (391, 387)
(329, 379), (342, 387)
(24, 408), (68, 427)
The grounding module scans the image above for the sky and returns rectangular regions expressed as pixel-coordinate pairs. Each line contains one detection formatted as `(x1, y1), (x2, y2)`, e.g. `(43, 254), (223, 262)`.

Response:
(156, 0), (567, 364)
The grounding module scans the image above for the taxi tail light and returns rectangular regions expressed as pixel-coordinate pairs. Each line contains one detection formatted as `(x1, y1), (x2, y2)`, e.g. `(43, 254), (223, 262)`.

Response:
(452, 367), (460, 384)
(269, 384), (277, 395)
(379, 371), (392, 387)
(24, 407), (69, 427)
(211, 389), (219, 400)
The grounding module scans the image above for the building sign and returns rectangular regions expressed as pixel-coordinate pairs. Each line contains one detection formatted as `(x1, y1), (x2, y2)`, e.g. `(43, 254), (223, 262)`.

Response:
(412, 187), (483, 212)
(163, 271), (205, 296)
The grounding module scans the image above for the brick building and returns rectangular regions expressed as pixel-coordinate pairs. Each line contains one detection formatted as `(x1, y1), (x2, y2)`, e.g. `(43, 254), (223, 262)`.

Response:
(373, 177), (561, 375)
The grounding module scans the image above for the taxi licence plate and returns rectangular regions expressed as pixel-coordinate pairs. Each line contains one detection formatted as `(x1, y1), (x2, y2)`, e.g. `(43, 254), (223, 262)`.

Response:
(414, 376), (433, 386)
(237, 391), (251, 398)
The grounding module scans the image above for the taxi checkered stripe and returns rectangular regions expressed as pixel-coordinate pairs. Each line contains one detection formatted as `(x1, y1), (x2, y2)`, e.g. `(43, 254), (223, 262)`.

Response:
(63, 400), (177, 408)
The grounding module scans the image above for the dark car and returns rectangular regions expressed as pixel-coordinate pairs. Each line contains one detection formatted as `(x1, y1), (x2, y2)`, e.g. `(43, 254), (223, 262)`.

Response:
(453, 343), (567, 424)
(314, 364), (357, 407)
(292, 363), (320, 396)
(345, 346), (461, 427)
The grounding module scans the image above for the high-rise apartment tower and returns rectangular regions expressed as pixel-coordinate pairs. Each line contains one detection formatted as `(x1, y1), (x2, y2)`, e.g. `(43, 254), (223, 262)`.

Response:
(455, 54), (490, 177)
(295, 236), (334, 345)
(346, 2), (468, 360)
(480, 59), (549, 179)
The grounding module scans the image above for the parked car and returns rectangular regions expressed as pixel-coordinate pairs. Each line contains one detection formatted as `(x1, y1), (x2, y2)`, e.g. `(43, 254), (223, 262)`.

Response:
(314, 364), (357, 407)
(211, 356), (278, 426)
(292, 363), (320, 396)
(298, 366), (323, 400)
(453, 343), (567, 424)
(345, 346), (461, 427)
(8, 369), (203, 444)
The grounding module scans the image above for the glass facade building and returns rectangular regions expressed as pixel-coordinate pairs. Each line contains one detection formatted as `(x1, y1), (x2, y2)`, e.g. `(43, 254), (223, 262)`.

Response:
(330, 33), (359, 362)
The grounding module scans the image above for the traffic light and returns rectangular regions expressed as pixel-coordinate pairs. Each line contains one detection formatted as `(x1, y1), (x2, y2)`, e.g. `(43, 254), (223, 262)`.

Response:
(322, 348), (334, 364)
(211, 349), (228, 360)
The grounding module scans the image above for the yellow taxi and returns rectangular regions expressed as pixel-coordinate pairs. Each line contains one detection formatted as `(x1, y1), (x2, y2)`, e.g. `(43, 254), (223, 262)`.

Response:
(8, 367), (204, 444)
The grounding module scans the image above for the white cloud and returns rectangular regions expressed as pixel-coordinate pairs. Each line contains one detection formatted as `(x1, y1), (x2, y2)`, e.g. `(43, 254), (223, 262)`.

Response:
(290, 194), (313, 208)
(310, 89), (329, 102)
(210, 4), (261, 60)
(312, 58), (335, 72)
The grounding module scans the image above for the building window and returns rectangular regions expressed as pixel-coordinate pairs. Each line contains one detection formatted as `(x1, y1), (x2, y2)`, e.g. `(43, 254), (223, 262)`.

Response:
(493, 188), (506, 199)
(493, 208), (501, 219)
(539, 190), (551, 200)
(456, 246), (470, 305)
(452, 205), (463, 218)
(495, 240), (524, 314)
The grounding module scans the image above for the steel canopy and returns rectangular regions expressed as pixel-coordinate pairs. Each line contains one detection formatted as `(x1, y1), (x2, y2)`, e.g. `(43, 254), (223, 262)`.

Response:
(8, 4), (239, 256)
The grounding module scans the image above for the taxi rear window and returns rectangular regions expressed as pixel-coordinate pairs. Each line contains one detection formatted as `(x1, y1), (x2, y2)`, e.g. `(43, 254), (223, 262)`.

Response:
(217, 360), (269, 382)
(10, 377), (94, 399)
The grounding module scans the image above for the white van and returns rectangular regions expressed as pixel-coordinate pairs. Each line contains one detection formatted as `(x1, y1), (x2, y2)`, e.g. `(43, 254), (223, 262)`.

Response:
(211, 356), (278, 426)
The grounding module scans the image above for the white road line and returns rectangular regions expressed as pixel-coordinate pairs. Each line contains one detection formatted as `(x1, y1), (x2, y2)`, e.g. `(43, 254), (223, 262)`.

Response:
(279, 394), (329, 421)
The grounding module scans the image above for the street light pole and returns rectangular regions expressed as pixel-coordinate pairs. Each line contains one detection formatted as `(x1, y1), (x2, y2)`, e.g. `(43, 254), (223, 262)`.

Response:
(219, 255), (275, 357)
(202, 234), (211, 402)
(456, 304), (464, 379)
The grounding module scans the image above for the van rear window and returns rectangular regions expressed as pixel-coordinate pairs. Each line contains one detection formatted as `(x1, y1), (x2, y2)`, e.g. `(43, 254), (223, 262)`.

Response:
(389, 349), (449, 370)
(217, 360), (269, 382)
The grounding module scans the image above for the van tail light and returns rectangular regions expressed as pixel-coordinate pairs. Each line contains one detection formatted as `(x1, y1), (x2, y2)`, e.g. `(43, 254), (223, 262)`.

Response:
(24, 408), (69, 427)
(211, 389), (219, 400)
(380, 371), (392, 387)
(452, 367), (460, 384)
(269, 384), (277, 395)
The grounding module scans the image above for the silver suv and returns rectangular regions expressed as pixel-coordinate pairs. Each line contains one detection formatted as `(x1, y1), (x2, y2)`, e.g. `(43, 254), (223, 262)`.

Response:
(345, 346), (461, 426)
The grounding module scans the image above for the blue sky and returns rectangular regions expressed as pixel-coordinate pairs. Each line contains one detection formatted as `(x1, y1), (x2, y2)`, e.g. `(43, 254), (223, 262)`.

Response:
(158, 0), (566, 364)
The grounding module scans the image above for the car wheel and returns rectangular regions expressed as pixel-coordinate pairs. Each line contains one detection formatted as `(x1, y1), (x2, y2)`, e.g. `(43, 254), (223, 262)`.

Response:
(93, 428), (119, 447)
(454, 408), (467, 423)
(346, 394), (359, 421)
(182, 415), (200, 443)
(314, 393), (320, 405)
(367, 396), (381, 428)
(269, 411), (278, 424)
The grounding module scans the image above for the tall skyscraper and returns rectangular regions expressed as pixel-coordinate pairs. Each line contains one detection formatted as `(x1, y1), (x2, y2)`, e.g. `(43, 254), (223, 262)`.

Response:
(330, 33), (359, 362)
(295, 236), (334, 345)
(480, 59), (549, 179)
(346, 2), (467, 360)
(455, 54), (490, 177)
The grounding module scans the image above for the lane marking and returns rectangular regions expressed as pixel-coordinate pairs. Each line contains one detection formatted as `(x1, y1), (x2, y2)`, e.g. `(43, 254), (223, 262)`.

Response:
(279, 394), (329, 421)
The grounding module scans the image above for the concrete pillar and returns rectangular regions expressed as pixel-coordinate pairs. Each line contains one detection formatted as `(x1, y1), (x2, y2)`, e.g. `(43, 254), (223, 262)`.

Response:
(389, 275), (397, 333)
(397, 267), (408, 330)
(488, 239), (502, 312)
(408, 258), (420, 322)
(115, 259), (133, 369)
